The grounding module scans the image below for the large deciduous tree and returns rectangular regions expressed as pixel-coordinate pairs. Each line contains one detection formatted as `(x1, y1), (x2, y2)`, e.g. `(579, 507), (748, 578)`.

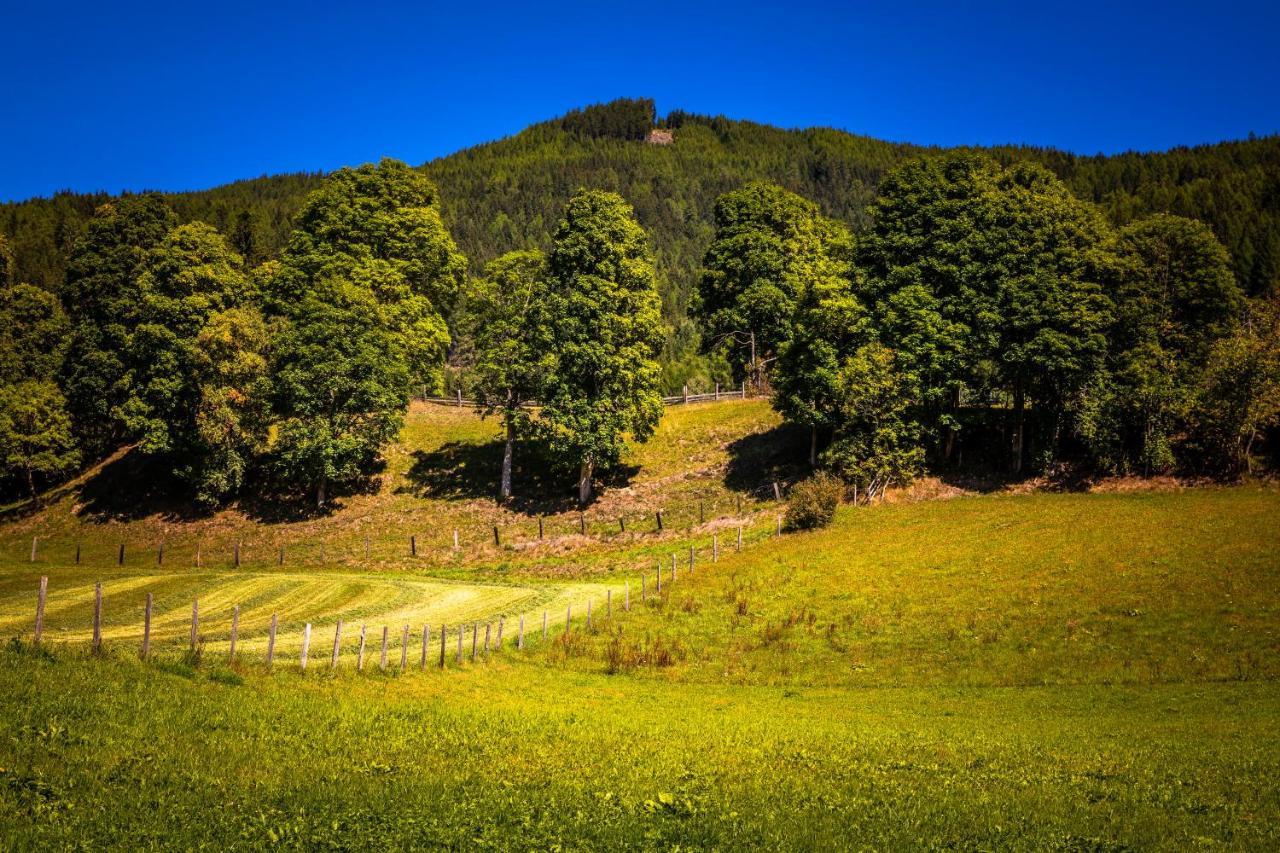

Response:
(539, 190), (664, 505)
(463, 250), (554, 500)
(267, 160), (466, 507)
(0, 381), (80, 502)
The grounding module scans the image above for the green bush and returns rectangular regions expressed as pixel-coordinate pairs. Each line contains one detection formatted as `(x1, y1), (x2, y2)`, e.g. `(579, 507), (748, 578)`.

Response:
(784, 473), (842, 531)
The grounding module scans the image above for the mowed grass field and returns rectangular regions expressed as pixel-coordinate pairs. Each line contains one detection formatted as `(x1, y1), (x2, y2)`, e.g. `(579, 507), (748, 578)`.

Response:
(0, 400), (1278, 848)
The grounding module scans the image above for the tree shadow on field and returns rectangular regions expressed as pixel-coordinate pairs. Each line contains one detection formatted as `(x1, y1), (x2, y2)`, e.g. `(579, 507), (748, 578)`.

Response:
(238, 468), (385, 523)
(399, 437), (640, 515)
(75, 449), (213, 523)
(724, 422), (809, 498)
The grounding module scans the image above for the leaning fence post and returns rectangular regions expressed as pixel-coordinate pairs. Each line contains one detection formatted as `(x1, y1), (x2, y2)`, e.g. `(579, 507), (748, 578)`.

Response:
(141, 592), (152, 659)
(517, 615), (525, 650)
(357, 624), (367, 672)
(380, 626), (389, 670)
(34, 576), (47, 646)
(400, 625), (409, 672)
(92, 582), (102, 654)
(190, 598), (199, 651)
(229, 605), (240, 663)
(266, 613), (278, 668)
(300, 623), (311, 672)
(332, 619), (343, 669)
(420, 624), (430, 669)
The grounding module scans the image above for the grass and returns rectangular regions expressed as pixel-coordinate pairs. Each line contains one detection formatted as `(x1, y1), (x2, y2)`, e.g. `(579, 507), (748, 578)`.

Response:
(0, 400), (1278, 847)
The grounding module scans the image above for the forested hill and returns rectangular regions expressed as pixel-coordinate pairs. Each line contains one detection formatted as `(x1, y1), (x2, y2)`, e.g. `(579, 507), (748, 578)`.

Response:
(4, 100), (1278, 326)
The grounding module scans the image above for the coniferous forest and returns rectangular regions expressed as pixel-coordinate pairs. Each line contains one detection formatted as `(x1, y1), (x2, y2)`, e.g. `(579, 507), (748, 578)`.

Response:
(1, 98), (1277, 507)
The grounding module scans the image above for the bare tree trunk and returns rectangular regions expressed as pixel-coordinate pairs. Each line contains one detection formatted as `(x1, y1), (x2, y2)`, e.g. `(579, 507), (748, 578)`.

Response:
(26, 467), (37, 505)
(1011, 384), (1025, 475)
(578, 456), (594, 506)
(316, 477), (327, 509)
(500, 421), (515, 501)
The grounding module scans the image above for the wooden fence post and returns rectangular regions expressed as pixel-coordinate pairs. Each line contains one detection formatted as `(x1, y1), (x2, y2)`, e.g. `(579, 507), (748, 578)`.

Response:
(453, 529), (459, 550)
(357, 624), (367, 672)
(195, 545), (201, 567)
(229, 605), (240, 663)
(618, 517), (625, 533)
(496, 617), (504, 649)
(538, 517), (544, 539)
(741, 379), (746, 399)
(715, 382), (720, 402)
(157, 542), (163, 566)
(672, 552), (678, 582)
(29, 536), (37, 562)
(483, 622), (491, 652)
(606, 588), (612, 618)
(141, 592), (152, 660)
(379, 626), (389, 670)
(773, 481), (781, 501)
(439, 624), (447, 668)
(542, 610), (548, 641)
(189, 598), (199, 651)
(456, 388), (462, 408)
(400, 625), (409, 672)
(420, 624), (429, 669)
(579, 513), (586, 535)
(92, 582), (102, 654)
(776, 515), (782, 535)
(642, 573), (647, 600)
(278, 546), (284, 566)
(565, 605), (571, 634)
(118, 543), (125, 565)
(75, 543), (81, 564)
(625, 581), (630, 611)
(410, 535), (417, 557)
(266, 613), (278, 668)
(332, 619), (343, 669)
(699, 501), (705, 524)
(713, 535), (718, 562)
(683, 383), (689, 404)
(301, 623), (311, 672)
(656, 510), (663, 531)
(34, 576), (47, 646)
(493, 525), (500, 547)
(456, 626), (463, 664)
(470, 623), (478, 661)
(737, 526), (743, 552)
(517, 615), (525, 650)
(586, 599), (592, 630)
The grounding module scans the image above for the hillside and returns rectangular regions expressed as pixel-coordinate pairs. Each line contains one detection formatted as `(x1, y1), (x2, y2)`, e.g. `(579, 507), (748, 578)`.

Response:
(4, 104), (1277, 359)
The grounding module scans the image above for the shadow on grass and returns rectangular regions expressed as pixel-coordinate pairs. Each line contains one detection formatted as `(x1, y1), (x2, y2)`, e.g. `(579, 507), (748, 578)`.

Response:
(398, 437), (639, 514)
(724, 422), (809, 497)
(74, 449), (213, 522)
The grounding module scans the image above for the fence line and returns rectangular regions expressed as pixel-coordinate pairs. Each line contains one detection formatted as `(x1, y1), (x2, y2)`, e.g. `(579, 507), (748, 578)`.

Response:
(421, 380), (753, 411)
(15, 516), (777, 676)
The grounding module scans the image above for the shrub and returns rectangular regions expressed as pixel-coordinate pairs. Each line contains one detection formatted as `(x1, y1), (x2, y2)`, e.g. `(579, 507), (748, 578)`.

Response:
(784, 473), (842, 531)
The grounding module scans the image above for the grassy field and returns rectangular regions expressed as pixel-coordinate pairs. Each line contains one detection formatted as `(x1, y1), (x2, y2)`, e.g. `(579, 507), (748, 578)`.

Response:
(0, 401), (1278, 848)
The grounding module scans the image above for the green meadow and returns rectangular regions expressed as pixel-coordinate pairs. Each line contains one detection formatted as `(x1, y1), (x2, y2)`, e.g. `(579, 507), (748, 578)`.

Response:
(1, 401), (1278, 848)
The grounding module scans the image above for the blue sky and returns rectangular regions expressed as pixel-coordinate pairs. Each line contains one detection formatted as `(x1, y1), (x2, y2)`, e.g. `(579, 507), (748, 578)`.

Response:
(2, 0), (1277, 202)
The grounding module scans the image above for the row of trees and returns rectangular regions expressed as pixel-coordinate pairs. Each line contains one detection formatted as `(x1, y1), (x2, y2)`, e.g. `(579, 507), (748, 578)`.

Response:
(697, 155), (1280, 489)
(0, 160), (664, 508)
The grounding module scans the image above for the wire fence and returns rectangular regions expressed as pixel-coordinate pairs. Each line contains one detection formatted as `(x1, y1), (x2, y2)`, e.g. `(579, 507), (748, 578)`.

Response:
(422, 381), (753, 410)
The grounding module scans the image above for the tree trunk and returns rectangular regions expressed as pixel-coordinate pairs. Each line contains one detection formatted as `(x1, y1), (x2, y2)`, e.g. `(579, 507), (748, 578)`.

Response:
(943, 386), (960, 463)
(26, 466), (37, 505)
(809, 424), (818, 468)
(500, 423), (514, 501)
(1011, 384), (1025, 475)
(316, 477), (327, 509)
(577, 456), (594, 506)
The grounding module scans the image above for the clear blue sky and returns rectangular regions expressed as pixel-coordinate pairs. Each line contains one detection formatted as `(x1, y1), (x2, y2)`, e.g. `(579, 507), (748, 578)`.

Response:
(2, 0), (1277, 202)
